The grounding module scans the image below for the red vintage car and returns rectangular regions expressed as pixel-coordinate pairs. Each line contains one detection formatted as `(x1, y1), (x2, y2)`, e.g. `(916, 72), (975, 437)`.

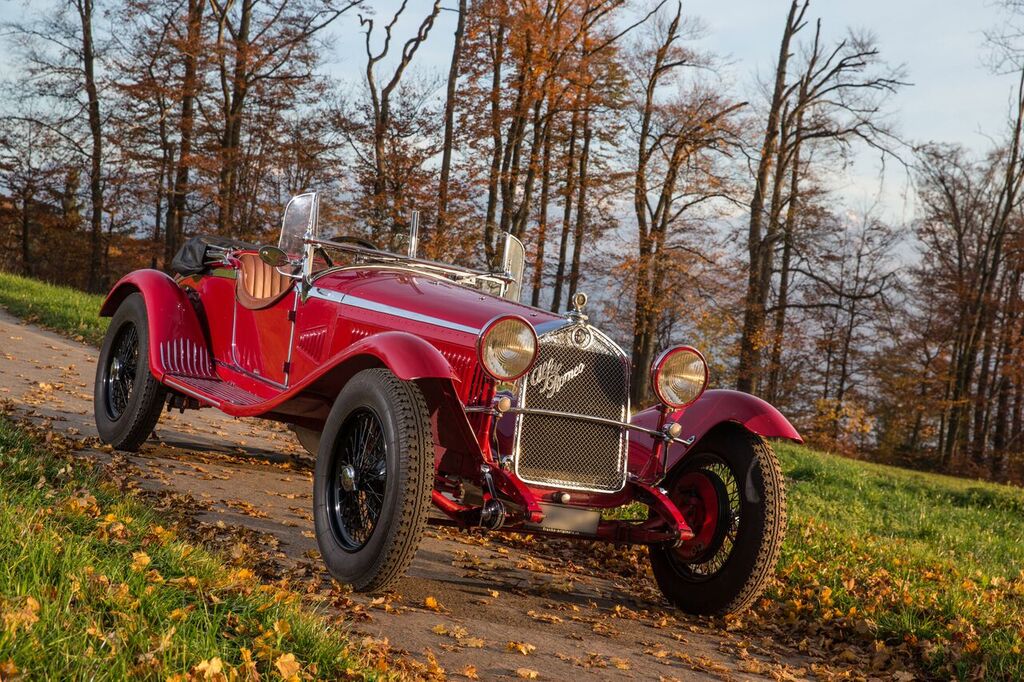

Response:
(93, 193), (800, 615)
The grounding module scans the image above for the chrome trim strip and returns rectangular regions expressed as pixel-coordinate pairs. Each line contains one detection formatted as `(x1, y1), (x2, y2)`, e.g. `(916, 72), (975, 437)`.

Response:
(467, 405), (691, 444)
(308, 286), (481, 335)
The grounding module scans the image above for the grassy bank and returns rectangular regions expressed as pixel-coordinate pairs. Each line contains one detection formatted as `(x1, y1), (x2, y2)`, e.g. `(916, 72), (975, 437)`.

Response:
(0, 271), (107, 345)
(769, 442), (1024, 679)
(0, 417), (375, 680)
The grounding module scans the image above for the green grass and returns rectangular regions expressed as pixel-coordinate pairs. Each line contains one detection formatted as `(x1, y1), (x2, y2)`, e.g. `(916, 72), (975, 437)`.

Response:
(0, 417), (376, 680)
(0, 271), (108, 345)
(769, 442), (1024, 679)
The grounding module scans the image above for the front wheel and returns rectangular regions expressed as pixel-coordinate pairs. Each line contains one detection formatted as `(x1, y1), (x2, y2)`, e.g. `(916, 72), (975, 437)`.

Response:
(93, 292), (166, 451)
(312, 368), (433, 592)
(648, 428), (787, 615)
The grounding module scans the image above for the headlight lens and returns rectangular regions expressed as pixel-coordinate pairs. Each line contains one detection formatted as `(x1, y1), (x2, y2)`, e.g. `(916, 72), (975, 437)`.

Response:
(652, 346), (708, 408)
(478, 316), (538, 381)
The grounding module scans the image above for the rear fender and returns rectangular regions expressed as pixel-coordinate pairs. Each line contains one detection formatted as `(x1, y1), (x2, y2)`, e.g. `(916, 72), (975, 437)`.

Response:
(100, 270), (213, 380)
(628, 389), (801, 481)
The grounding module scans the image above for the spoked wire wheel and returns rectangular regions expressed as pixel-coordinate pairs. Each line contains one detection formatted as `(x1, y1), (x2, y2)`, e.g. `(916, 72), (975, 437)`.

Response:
(668, 454), (742, 580)
(327, 407), (388, 552)
(104, 321), (139, 420)
(313, 368), (433, 592)
(648, 430), (787, 615)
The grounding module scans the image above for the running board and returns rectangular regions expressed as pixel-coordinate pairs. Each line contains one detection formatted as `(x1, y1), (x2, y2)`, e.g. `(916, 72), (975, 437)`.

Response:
(163, 373), (264, 409)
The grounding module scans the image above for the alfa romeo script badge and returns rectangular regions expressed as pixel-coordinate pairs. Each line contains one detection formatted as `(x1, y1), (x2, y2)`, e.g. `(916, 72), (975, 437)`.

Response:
(529, 359), (586, 399)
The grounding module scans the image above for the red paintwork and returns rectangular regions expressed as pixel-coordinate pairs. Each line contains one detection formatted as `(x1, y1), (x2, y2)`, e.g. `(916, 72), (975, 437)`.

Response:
(100, 249), (799, 545)
(101, 270), (213, 380)
(628, 389), (803, 482)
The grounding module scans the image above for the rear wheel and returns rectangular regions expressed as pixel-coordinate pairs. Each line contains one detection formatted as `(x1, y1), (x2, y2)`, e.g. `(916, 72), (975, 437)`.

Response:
(649, 429), (787, 615)
(93, 292), (166, 451)
(312, 368), (433, 592)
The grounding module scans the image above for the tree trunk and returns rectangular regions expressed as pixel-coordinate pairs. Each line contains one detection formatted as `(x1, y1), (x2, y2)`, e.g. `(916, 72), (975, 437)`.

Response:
(550, 107), (579, 312)
(165, 0), (205, 267)
(567, 106), (592, 301)
(20, 190), (33, 277)
(216, 0), (253, 236)
(736, 0), (803, 393)
(435, 0), (467, 247)
(79, 0), (104, 292)
(530, 121), (554, 307)
(766, 125), (801, 403)
(483, 25), (506, 267)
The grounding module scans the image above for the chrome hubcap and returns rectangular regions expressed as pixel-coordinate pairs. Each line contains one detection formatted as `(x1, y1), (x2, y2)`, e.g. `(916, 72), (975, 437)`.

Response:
(340, 464), (357, 492)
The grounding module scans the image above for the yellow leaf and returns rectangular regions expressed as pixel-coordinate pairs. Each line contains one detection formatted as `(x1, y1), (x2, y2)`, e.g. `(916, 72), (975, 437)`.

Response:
(424, 596), (442, 611)
(431, 624), (448, 635)
(611, 657), (630, 670)
(507, 641), (537, 655)
(516, 668), (539, 679)
(273, 619), (291, 637)
(194, 657), (223, 678)
(131, 551), (151, 572)
(275, 653), (301, 679)
(3, 596), (40, 634)
(461, 664), (479, 679)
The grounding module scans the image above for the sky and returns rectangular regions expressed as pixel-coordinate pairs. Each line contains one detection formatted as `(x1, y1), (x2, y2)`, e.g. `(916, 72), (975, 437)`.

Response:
(1, 0), (1020, 224)
(317, 0), (1024, 225)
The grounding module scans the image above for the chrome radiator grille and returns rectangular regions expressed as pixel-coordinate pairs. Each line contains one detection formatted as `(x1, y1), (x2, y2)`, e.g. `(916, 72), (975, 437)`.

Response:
(514, 324), (629, 493)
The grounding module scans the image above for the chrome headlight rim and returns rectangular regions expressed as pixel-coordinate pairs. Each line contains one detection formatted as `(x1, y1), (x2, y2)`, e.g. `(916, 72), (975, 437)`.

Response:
(476, 314), (539, 382)
(651, 345), (709, 409)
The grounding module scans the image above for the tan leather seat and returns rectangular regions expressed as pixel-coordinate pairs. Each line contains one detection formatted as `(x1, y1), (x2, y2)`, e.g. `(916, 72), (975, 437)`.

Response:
(236, 253), (294, 309)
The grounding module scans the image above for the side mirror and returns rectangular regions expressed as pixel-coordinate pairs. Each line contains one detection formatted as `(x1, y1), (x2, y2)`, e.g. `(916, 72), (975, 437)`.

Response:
(258, 245), (290, 268)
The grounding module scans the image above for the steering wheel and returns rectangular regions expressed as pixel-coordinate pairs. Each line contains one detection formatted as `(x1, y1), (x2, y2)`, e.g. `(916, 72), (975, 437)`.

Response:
(332, 235), (380, 251)
(313, 246), (334, 268)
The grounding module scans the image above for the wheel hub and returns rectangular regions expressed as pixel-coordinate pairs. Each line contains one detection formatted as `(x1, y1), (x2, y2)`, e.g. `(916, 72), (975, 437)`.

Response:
(339, 464), (357, 492)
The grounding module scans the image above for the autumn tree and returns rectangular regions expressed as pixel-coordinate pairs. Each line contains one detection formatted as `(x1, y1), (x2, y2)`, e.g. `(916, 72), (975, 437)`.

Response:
(735, 0), (903, 395)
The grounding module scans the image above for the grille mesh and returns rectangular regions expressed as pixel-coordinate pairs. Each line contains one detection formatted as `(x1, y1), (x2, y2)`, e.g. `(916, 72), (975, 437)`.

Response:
(514, 325), (628, 492)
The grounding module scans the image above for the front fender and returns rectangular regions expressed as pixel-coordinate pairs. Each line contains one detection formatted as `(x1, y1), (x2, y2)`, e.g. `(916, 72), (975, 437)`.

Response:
(629, 389), (801, 481)
(100, 270), (212, 380)
(336, 331), (456, 382)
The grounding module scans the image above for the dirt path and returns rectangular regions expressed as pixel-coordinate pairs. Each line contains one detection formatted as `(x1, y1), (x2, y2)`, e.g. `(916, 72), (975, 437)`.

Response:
(0, 309), (834, 681)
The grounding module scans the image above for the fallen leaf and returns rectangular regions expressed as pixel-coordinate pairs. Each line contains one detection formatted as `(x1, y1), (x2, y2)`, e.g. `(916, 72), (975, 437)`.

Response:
(516, 668), (539, 679)
(507, 641), (537, 655)
(275, 652), (300, 679)
(461, 664), (479, 680)
(131, 551), (151, 572)
(424, 596), (442, 611)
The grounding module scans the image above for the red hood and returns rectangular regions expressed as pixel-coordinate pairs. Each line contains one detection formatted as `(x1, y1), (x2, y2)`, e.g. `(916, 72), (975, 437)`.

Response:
(311, 267), (563, 334)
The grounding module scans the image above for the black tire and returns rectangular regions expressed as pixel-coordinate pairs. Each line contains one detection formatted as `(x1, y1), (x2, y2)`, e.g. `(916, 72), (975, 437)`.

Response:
(649, 428), (787, 615)
(312, 368), (433, 592)
(93, 292), (166, 451)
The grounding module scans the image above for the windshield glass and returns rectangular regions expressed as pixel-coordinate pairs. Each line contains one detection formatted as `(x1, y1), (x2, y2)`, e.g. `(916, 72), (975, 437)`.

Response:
(279, 192), (318, 257)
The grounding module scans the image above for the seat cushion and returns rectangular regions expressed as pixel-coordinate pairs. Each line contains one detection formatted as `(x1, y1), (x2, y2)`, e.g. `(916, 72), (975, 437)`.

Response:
(236, 253), (294, 309)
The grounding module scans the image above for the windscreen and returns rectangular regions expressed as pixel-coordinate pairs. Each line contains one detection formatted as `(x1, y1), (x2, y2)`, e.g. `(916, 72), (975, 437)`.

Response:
(279, 192), (318, 257)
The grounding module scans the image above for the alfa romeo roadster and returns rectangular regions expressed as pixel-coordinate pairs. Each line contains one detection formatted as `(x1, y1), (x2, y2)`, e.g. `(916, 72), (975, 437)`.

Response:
(93, 193), (800, 615)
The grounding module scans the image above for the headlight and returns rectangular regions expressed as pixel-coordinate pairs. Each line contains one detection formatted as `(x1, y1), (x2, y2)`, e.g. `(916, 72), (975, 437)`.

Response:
(651, 346), (708, 408)
(477, 315), (538, 381)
